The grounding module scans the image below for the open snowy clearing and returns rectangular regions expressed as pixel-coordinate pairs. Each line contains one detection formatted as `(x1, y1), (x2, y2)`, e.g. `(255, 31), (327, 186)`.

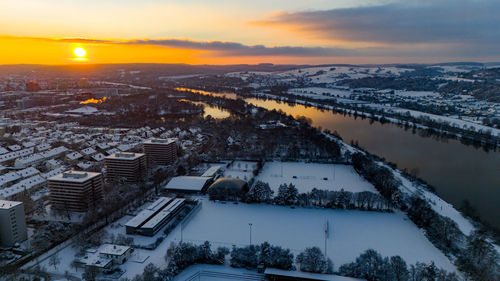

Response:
(289, 87), (353, 99)
(254, 162), (376, 194)
(180, 200), (456, 272)
(38, 198), (457, 279)
(222, 161), (258, 181)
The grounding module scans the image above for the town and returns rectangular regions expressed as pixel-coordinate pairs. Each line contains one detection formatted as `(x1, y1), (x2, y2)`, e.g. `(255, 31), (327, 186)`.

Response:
(0, 63), (498, 281)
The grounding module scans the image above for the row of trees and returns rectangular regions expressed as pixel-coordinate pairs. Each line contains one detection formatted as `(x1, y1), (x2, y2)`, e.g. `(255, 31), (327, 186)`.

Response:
(339, 249), (459, 281)
(130, 243), (466, 281)
(246, 181), (392, 211)
(127, 242), (335, 281)
(230, 242), (294, 270)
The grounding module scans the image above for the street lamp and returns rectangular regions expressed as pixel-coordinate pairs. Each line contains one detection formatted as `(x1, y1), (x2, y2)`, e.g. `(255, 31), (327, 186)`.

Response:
(249, 223), (253, 245)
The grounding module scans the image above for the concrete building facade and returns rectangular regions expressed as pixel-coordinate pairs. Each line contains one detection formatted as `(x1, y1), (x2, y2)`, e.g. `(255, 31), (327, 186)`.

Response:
(48, 171), (104, 212)
(105, 152), (146, 183)
(0, 200), (28, 247)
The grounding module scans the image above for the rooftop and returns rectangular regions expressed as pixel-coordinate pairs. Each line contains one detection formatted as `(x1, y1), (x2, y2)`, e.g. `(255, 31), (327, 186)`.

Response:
(105, 152), (145, 160)
(99, 244), (131, 256)
(201, 165), (222, 177)
(164, 176), (211, 191)
(144, 138), (176, 145)
(48, 170), (101, 183)
(0, 200), (23, 210)
(264, 268), (366, 281)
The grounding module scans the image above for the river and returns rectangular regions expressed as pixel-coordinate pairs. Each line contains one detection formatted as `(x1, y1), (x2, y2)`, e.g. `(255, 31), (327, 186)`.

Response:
(183, 89), (500, 229)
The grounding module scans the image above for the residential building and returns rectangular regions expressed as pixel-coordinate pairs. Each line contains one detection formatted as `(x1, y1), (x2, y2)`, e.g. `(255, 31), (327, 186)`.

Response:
(143, 138), (177, 166)
(48, 171), (104, 212)
(0, 200), (28, 247)
(104, 152), (146, 183)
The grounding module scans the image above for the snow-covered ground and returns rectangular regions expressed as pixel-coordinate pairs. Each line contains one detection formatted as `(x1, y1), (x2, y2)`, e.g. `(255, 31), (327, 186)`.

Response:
(378, 106), (500, 136)
(392, 90), (441, 97)
(288, 87), (353, 99)
(222, 161), (258, 181)
(180, 199), (456, 272)
(392, 169), (475, 235)
(37, 197), (457, 279)
(254, 162), (376, 194)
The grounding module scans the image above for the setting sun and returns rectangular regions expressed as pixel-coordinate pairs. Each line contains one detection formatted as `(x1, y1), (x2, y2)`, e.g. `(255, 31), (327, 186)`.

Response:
(74, 47), (86, 58)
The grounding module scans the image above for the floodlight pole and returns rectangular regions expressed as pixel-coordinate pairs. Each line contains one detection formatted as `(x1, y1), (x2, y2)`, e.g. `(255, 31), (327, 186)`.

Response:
(249, 223), (253, 245)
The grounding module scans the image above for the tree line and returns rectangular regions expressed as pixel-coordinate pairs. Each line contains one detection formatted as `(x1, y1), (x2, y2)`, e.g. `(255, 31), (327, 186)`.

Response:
(245, 181), (392, 212)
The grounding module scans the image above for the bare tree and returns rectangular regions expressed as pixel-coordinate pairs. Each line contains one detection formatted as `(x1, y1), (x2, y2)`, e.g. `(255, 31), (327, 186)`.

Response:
(49, 252), (61, 270)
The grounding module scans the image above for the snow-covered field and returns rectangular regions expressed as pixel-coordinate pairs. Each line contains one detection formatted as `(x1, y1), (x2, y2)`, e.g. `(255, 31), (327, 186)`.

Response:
(38, 197), (457, 279)
(288, 87), (352, 99)
(380, 106), (500, 136)
(222, 161), (258, 181)
(254, 162), (376, 194)
(180, 200), (456, 272)
(392, 90), (441, 97)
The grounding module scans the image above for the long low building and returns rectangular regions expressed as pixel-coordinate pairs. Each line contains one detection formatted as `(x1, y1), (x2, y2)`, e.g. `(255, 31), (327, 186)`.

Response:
(125, 197), (185, 236)
(164, 176), (212, 193)
(264, 268), (366, 281)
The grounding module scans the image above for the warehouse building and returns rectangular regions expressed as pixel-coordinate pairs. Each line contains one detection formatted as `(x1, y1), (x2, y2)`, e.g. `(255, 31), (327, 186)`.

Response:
(0, 200), (27, 247)
(48, 171), (104, 212)
(105, 152), (146, 183)
(125, 197), (185, 236)
(143, 138), (177, 166)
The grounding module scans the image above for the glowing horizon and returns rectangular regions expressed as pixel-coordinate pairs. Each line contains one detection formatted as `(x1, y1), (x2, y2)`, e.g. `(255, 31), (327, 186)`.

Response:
(0, 0), (498, 65)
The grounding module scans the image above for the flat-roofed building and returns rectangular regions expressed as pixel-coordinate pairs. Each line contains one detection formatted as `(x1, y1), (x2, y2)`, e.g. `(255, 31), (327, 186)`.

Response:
(0, 200), (28, 247)
(105, 152), (146, 183)
(164, 176), (212, 193)
(125, 197), (186, 236)
(98, 244), (133, 265)
(48, 171), (104, 212)
(143, 138), (177, 166)
(264, 268), (366, 281)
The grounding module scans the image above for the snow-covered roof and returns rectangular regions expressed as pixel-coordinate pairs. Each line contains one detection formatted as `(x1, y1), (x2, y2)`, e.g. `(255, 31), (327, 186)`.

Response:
(99, 244), (131, 256)
(0, 175), (45, 198)
(105, 148), (120, 155)
(201, 165), (222, 177)
(41, 167), (67, 179)
(81, 147), (97, 156)
(66, 106), (99, 115)
(164, 176), (211, 191)
(8, 145), (22, 151)
(16, 167), (40, 178)
(77, 162), (94, 170)
(0, 147), (34, 162)
(22, 141), (36, 148)
(66, 151), (83, 160)
(48, 170), (101, 183)
(144, 138), (176, 145)
(125, 197), (173, 228)
(105, 152), (144, 160)
(36, 143), (51, 151)
(0, 200), (23, 209)
(264, 268), (366, 281)
(91, 153), (105, 162)
(141, 198), (185, 229)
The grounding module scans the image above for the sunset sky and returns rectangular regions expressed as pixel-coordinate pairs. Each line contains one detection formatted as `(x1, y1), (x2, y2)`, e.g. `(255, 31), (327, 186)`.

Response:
(1, 0), (498, 65)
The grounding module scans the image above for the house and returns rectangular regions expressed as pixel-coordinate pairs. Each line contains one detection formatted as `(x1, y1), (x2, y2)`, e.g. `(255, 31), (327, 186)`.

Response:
(98, 244), (133, 265)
